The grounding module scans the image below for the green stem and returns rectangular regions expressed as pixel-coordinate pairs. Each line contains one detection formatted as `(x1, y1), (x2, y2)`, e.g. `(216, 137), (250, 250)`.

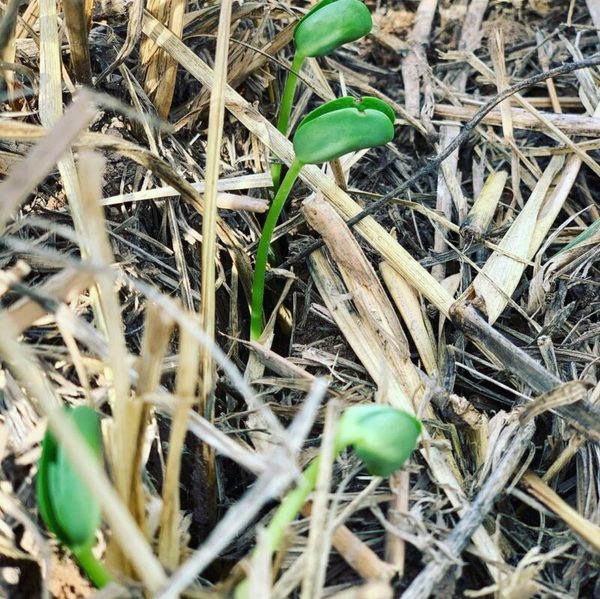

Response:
(250, 158), (304, 341)
(264, 456), (320, 551)
(234, 457), (322, 599)
(72, 545), (112, 588)
(271, 52), (305, 191)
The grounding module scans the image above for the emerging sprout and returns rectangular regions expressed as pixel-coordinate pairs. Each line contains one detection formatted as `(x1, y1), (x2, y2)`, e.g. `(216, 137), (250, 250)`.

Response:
(251, 96), (395, 340)
(335, 405), (421, 476)
(36, 406), (112, 588)
(236, 405), (421, 597)
(272, 0), (373, 189)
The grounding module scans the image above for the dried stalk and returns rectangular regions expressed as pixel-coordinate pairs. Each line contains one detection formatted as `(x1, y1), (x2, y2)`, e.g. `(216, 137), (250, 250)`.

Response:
(63, 0), (92, 84)
(198, 0), (234, 533)
(159, 326), (200, 569)
(139, 0), (186, 117)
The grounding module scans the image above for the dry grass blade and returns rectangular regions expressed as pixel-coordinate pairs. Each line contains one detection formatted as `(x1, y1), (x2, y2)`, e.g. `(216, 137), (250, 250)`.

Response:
(489, 27), (523, 205)
(307, 249), (413, 413)
(300, 400), (340, 599)
(463, 155), (565, 323)
(14, 0), (39, 39)
(198, 0), (234, 533)
(519, 472), (600, 553)
(536, 32), (562, 113)
(401, 0), (437, 118)
(139, 0), (185, 117)
(0, 91), (96, 234)
(39, 0), (86, 235)
(63, 0), (92, 84)
(101, 172), (271, 209)
(380, 263), (438, 376)
(76, 151), (133, 572)
(435, 103), (600, 137)
(328, 581), (393, 599)
(158, 324), (200, 569)
(432, 0), (488, 280)
(130, 303), (175, 531)
(303, 194), (421, 408)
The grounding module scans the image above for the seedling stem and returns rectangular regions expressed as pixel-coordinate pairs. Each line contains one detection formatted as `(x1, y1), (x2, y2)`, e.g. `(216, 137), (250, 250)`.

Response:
(251, 157), (304, 340)
(272, 53), (305, 191)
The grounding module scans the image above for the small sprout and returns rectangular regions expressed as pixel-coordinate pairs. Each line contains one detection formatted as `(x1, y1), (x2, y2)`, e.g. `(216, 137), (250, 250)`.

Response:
(335, 405), (422, 476)
(251, 97), (395, 340)
(37, 406), (112, 588)
(235, 405), (421, 597)
(272, 0), (373, 189)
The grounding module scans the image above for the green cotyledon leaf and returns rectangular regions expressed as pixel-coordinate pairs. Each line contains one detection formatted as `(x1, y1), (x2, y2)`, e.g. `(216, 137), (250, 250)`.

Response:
(292, 96), (395, 165)
(294, 0), (372, 58)
(37, 406), (102, 549)
(335, 405), (422, 476)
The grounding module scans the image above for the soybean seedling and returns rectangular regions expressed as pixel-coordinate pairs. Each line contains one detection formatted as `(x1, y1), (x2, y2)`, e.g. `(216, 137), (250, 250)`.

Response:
(36, 406), (112, 588)
(251, 96), (395, 340)
(272, 0), (372, 189)
(236, 405), (421, 597)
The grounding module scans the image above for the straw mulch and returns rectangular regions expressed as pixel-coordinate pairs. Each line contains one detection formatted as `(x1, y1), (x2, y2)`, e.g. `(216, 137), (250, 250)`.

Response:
(1, 1), (599, 598)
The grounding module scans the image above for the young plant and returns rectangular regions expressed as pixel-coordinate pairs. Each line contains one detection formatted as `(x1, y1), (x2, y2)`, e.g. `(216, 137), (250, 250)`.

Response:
(251, 96), (395, 340)
(272, 0), (373, 189)
(36, 406), (112, 588)
(236, 405), (421, 596)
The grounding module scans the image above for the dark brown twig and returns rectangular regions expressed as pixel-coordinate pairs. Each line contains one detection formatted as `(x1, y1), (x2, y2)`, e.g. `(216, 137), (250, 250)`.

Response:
(450, 303), (600, 444)
(400, 420), (536, 599)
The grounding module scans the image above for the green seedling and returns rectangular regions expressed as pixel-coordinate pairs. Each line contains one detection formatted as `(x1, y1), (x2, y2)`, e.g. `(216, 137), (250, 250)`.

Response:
(251, 96), (395, 340)
(272, 0), (372, 189)
(236, 405), (421, 597)
(36, 406), (112, 588)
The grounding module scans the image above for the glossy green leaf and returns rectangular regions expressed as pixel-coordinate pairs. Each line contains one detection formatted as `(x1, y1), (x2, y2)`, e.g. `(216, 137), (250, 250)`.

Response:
(293, 96), (395, 164)
(294, 0), (372, 58)
(293, 96), (360, 129)
(336, 405), (421, 476)
(37, 406), (102, 549)
(358, 97), (396, 125)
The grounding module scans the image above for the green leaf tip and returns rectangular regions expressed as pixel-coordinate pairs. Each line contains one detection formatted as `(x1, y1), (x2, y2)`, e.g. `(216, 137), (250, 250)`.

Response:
(294, 0), (372, 58)
(336, 405), (421, 476)
(36, 406), (102, 551)
(293, 96), (395, 165)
